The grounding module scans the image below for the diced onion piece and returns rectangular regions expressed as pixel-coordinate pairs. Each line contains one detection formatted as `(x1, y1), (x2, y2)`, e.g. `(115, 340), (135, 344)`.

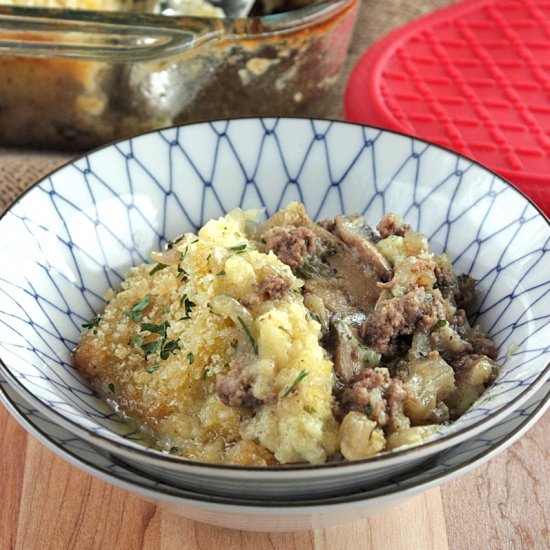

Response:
(404, 354), (455, 424)
(151, 248), (181, 265)
(338, 411), (386, 460)
(386, 425), (441, 450)
(209, 295), (253, 326)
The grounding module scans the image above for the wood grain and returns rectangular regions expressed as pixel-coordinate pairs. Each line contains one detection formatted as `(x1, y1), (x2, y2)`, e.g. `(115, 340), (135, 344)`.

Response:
(1, 403), (548, 550)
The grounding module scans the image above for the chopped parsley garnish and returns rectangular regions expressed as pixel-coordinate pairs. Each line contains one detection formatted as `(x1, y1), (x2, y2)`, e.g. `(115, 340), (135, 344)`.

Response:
(294, 261), (320, 280)
(364, 405), (373, 417)
(187, 352), (194, 364)
(141, 339), (161, 359)
(160, 339), (180, 360)
(107, 383), (115, 393)
(176, 249), (189, 281)
(215, 270), (226, 276)
(237, 316), (258, 355)
(138, 320), (180, 360)
(130, 336), (144, 347)
(81, 315), (101, 330)
(179, 294), (196, 319)
(149, 262), (168, 276)
(281, 369), (309, 398)
(308, 312), (321, 324)
(140, 321), (170, 336)
(227, 243), (247, 252)
(169, 446), (180, 454)
(166, 235), (185, 250)
(146, 364), (160, 373)
(125, 293), (151, 322)
(434, 319), (448, 330)
(203, 367), (212, 380)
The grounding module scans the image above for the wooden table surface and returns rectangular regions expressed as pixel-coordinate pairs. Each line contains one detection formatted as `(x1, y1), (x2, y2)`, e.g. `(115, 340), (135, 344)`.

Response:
(1, 1), (549, 549)
(1, 404), (548, 550)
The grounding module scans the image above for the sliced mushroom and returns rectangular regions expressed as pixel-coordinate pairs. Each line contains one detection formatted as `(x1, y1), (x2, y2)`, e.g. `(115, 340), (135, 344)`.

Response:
(331, 320), (381, 384)
(334, 214), (393, 282)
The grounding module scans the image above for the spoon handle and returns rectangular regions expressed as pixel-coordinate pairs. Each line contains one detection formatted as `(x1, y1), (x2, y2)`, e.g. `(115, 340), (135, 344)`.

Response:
(0, 5), (229, 62)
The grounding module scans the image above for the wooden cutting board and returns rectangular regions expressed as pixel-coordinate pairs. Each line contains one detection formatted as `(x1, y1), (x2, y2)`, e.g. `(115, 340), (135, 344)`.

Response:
(1, 404), (548, 550)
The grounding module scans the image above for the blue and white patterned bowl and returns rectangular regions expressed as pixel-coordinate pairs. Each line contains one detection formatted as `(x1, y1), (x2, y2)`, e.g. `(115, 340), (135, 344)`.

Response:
(1, 372), (548, 531)
(0, 118), (549, 500)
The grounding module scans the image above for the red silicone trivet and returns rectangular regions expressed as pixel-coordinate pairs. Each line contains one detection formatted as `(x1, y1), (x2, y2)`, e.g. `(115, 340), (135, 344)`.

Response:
(345, 0), (550, 215)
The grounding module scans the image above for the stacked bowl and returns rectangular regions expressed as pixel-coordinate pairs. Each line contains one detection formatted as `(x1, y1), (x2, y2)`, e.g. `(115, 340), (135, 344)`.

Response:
(1, 118), (549, 531)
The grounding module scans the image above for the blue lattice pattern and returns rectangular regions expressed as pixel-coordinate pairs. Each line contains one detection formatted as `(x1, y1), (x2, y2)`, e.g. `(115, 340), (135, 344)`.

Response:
(0, 118), (549, 462)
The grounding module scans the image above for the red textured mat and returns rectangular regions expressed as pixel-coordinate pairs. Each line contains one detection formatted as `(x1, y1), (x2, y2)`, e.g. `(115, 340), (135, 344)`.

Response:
(345, 0), (550, 215)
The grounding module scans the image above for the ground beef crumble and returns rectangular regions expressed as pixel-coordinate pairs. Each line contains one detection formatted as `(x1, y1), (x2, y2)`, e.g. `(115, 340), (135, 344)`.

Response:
(260, 273), (292, 300)
(216, 360), (261, 408)
(361, 286), (448, 357)
(376, 213), (412, 238)
(263, 226), (317, 269)
(334, 368), (408, 433)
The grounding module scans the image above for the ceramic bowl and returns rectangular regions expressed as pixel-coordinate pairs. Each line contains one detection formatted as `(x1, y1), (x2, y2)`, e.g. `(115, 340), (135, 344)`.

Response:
(1, 372), (548, 531)
(0, 118), (549, 500)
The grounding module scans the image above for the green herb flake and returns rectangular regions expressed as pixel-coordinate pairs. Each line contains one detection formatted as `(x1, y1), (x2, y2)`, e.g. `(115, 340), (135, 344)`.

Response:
(140, 321), (170, 337)
(107, 383), (115, 393)
(125, 293), (151, 322)
(179, 294), (196, 320)
(434, 319), (448, 330)
(237, 316), (258, 355)
(169, 446), (180, 455)
(227, 243), (247, 253)
(252, 437), (261, 445)
(81, 315), (101, 330)
(295, 262), (319, 280)
(130, 336), (144, 347)
(160, 339), (181, 360)
(167, 235), (185, 250)
(147, 364), (160, 374)
(215, 270), (226, 276)
(364, 405), (373, 417)
(141, 339), (161, 358)
(175, 248), (189, 281)
(187, 352), (195, 364)
(309, 312), (321, 324)
(281, 369), (309, 398)
(149, 262), (168, 276)
(203, 367), (212, 380)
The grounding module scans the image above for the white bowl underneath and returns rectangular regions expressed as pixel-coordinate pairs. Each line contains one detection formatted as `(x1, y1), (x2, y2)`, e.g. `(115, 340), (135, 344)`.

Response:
(1, 373), (548, 531)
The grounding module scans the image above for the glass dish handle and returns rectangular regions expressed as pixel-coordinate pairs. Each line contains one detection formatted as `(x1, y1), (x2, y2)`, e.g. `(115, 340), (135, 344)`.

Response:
(0, 6), (230, 62)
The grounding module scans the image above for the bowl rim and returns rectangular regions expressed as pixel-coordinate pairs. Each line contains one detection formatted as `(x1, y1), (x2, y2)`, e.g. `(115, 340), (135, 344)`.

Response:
(1, 372), (548, 510)
(0, 116), (549, 476)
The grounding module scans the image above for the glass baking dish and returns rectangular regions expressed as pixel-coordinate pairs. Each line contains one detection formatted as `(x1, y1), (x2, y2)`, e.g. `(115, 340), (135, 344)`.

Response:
(0, 0), (360, 150)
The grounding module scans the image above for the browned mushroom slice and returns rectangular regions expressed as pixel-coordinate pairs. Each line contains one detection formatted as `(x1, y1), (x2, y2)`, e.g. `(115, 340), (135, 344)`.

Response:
(334, 214), (393, 282)
(331, 320), (381, 384)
